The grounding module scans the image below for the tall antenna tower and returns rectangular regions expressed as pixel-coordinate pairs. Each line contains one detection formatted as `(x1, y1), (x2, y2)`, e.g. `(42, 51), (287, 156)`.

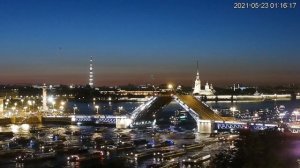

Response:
(89, 56), (94, 87)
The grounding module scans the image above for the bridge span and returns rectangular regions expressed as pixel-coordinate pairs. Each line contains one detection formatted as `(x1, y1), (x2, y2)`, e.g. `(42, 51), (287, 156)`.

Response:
(131, 96), (173, 126)
(174, 95), (240, 133)
(5, 95), (279, 133)
(69, 95), (265, 133)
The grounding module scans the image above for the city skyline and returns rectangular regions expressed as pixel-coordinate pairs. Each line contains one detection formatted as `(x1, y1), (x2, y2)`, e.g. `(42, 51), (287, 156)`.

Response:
(0, 0), (299, 86)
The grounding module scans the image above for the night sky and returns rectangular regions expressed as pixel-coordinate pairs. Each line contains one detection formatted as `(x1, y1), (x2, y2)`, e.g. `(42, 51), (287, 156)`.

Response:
(0, 0), (299, 86)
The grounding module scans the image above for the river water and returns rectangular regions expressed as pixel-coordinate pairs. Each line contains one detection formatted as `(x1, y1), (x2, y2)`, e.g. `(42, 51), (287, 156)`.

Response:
(206, 99), (300, 112)
(1, 99), (300, 168)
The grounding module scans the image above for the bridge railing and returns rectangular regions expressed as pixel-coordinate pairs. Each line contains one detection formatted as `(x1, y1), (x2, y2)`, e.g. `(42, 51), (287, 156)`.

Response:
(173, 95), (200, 123)
(194, 96), (218, 113)
(130, 96), (157, 121)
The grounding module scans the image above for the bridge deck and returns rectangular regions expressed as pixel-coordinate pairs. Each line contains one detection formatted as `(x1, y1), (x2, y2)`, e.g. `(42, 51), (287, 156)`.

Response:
(177, 95), (225, 121)
(134, 96), (173, 122)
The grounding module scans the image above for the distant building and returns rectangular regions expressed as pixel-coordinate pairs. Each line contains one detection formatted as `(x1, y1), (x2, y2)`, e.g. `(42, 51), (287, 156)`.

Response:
(192, 62), (214, 96)
(177, 85), (182, 91)
(117, 90), (160, 96)
(0, 89), (18, 98)
(232, 83), (255, 91)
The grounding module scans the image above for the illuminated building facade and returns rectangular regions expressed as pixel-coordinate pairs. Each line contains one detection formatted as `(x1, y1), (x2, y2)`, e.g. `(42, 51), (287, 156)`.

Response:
(193, 62), (214, 96)
(193, 62), (201, 95)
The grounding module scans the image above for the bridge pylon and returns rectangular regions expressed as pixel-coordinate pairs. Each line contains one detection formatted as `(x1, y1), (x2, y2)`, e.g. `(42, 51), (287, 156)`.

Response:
(116, 116), (132, 129)
(197, 120), (214, 134)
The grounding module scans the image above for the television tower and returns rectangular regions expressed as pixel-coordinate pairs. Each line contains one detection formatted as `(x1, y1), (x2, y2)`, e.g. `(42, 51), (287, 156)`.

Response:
(89, 56), (94, 87)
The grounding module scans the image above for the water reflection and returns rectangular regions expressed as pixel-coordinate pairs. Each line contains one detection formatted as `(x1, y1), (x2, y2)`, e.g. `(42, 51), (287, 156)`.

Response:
(9, 124), (30, 134)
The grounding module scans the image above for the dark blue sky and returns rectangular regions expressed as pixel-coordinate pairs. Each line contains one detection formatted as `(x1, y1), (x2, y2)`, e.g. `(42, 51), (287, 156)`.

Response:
(0, 0), (299, 86)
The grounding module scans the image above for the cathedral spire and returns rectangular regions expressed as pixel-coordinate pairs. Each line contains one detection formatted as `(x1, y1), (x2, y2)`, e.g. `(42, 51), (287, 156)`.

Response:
(193, 60), (201, 94)
(197, 60), (199, 75)
(196, 60), (200, 80)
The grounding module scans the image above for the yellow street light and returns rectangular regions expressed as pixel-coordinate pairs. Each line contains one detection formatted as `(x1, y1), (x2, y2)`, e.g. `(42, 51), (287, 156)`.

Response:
(294, 110), (299, 121)
(95, 105), (99, 114)
(168, 84), (173, 90)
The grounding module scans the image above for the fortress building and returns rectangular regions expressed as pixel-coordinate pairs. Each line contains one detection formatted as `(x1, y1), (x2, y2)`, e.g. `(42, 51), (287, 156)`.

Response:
(192, 62), (214, 96)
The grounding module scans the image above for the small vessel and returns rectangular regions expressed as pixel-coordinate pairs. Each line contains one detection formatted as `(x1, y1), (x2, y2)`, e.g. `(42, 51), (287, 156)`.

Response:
(169, 131), (195, 139)
(15, 152), (56, 163)
(147, 163), (162, 168)
(160, 149), (186, 159)
(279, 105), (285, 111)
(116, 141), (134, 151)
(0, 132), (13, 139)
(67, 152), (102, 162)
(29, 127), (42, 134)
(181, 143), (205, 151)
(183, 132), (196, 139)
(60, 145), (88, 154)
(126, 148), (160, 160)
(133, 139), (148, 146)
(0, 148), (31, 157)
(182, 154), (211, 165)
(94, 127), (107, 133)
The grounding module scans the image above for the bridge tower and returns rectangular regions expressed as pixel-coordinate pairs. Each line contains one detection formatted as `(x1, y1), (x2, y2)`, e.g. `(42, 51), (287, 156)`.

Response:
(115, 116), (132, 129)
(193, 61), (201, 95)
(197, 120), (214, 133)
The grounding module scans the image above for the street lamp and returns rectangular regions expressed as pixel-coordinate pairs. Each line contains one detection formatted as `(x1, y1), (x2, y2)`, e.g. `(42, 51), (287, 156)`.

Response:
(294, 110), (299, 122)
(279, 113), (285, 123)
(28, 100), (32, 112)
(32, 101), (35, 111)
(13, 103), (17, 115)
(59, 101), (65, 111)
(73, 106), (78, 115)
(230, 106), (236, 117)
(118, 106), (123, 113)
(24, 106), (28, 113)
(52, 101), (56, 111)
(5, 101), (8, 109)
(21, 99), (24, 106)
(95, 105), (99, 115)
(12, 107), (16, 115)
(168, 84), (173, 90)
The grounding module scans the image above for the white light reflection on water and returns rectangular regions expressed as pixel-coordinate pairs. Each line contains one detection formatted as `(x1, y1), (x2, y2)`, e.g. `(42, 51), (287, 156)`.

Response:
(8, 124), (31, 133)
(20, 124), (30, 131)
(10, 125), (19, 133)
